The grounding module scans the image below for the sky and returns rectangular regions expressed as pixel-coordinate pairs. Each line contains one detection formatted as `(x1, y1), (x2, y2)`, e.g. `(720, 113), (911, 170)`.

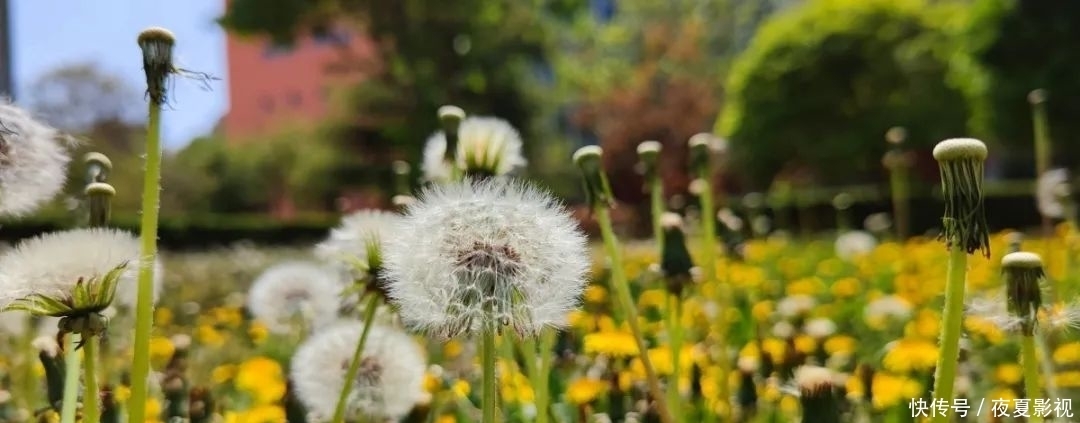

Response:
(10, 0), (229, 151)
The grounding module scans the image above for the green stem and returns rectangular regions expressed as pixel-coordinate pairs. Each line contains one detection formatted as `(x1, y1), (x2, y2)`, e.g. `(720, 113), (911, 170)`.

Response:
(128, 102), (163, 423)
(1035, 334), (1060, 401)
(481, 326), (498, 423)
(332, 295), (381, 423)
(698, 181), (731, 422)
(84, 334), (101, 423)
(1033, 101), (1053, 240)
(520, 337), (546, 423)
(595, 207), (674, 423)
(651, 178), (665, 252)
(889, 166), (909, 240)
(60, 334), (81, 423)
(1021, 335), (1044, 423)
(930, 245), (967, 423)
(667, 294), (684, 423)
(536, 329), (556, 423)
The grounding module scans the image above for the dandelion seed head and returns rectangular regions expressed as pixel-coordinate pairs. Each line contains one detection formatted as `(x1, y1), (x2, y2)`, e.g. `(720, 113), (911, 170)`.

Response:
(421, 116), (526, 181)
(382, 178), (590, 339)
(315, 209), (400, 278)
(932, 138), (988, 162)
(777, 295), (816, 319)
(0, 100), (74, 217)
(246, 261), (345, 334)
(636, 141), (661, 156)
(659, 212), (683, 230)
(864, 295), (913, 323)
(1037, 169), (1069, 219)
(834, 230), (877, 261)
(804, 317), (837, 339)
(0, 228), (160, 311)
(794, 365), (834, 394)
(290, 322), (426, 421)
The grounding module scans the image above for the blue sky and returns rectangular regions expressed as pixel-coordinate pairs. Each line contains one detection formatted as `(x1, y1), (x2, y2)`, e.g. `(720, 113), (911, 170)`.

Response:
(10, 0), (228, 150)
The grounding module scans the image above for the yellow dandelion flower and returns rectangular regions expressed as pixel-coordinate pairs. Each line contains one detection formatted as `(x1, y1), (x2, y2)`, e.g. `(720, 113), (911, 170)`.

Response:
(155, 307), (174, 327)
(211, 364), (237, 385)
(437, 416), (456, 423)
(113, 385), (132, 403)
(145, 398), (163, 422)
(149, 336), (175, 369)
(197, 324), (225, 348)
(994, 364), (1023, 385)
(779, 396), (800, 415)
(451, 380), (471, 398)
(235, 356), (286, 404)
(751, 301), (773, 322)
(248, 322), (269, 345)
(964, 316), (1006, 344)
(566, 310), (595, 332)
(871, 373), (921, 410)
(1054, 371), (1080, 388)
(638, 289), (667, 310)
(793, 335), (816, 355)
(987, 387), (1017, 403)
(424, 373), (442, 393)
(830, 277), (861, 298)
(786, 277), (825, 296)
(444, 340), (464, 358)
(235, 405), (285, 423)
(761, 338), (787, 363)
(1053, 342), (1080, 365)
(584, 285), (607, 304)
(823, 335), (857, 356)
(583, 331), (638, 357)
(882, 339), (937, 373)
(845, 375), (864, 400)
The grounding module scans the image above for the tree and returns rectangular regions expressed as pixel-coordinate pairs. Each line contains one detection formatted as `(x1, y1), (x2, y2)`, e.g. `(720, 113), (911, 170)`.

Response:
(220, 0), (567, 192)
(26, 63), (142, 132)
(547, 0), (736, 202)
(719, 0), (970, 189)
(960, 0), (1080, 175)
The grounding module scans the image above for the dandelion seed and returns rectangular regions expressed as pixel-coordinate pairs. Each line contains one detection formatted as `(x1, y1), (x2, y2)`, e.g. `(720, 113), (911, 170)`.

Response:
(0, 100), (74, 217)
(0, 228), (160, 326)
(382, 177), (590, 339)
(246, 261), (346, 334)
(290, 322), (426, 421)
(421, 117), (526, 182)
(314, 209), (400, 281)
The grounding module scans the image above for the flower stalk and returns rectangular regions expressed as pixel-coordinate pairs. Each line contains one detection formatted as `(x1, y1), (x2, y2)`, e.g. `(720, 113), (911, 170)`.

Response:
(331, 294), (381, 423)
(929, 138), (989, 423)
(883, 127), (911, 240)
(481, 321), (498, 423)
(1002, 251), (1045, 423)
(128, 27), (175, 423)
(574, 146), (673, 423)
(59, 335), (81, 423)
(1029, 89), (1053, 238)
(83, 335), (101, 423)
(637, 140), (665, 252)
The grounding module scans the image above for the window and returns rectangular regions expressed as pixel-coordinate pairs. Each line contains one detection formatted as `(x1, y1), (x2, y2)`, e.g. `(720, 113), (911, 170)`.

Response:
(259, 96), (275, 113)
(287, 91), (302, 107)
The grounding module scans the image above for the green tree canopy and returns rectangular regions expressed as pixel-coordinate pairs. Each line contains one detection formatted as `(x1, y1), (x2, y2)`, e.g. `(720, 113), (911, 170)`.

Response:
(962, 0), (1080, 174)
(719, 0), (969, 189)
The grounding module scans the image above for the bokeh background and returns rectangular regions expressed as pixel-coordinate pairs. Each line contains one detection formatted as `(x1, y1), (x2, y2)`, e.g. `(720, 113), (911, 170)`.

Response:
(0, 0), (1074, 246)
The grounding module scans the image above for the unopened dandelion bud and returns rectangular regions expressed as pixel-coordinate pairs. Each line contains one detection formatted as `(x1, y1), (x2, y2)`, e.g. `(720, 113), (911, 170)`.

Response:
(687, 133), (715, 177)
(573, 146), (614, 209)
(1002, 251), (1045, 335)
(84, 152), (112, 183)
(659, 212), (694, 295)
(137, 27), (176, 105)
(1028, 89), (1048, 105)
(637, 140), (662, 181)
(85, 182), (115, 227)
(1005, 231), (1024, 253)
(885, 127), (907, 145)
(794, 366), (842, 423)
(932, 138), (990, 256)
(438, 105), (465, 156)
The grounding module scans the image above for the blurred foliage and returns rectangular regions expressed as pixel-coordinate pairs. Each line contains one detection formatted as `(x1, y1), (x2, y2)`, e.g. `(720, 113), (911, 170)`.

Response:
(960, 0), (1080, 174)
(220, 0), (569, 193)
(547, 0), (733, 203)
(719, 0), (970, 189)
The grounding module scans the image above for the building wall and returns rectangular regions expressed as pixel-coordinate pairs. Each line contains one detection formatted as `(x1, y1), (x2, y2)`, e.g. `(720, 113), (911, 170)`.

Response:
(222, 26), (376, 142)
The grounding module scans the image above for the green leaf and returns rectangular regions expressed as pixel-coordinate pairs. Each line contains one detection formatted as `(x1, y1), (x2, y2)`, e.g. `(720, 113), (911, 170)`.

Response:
(4, 295), (74, 316)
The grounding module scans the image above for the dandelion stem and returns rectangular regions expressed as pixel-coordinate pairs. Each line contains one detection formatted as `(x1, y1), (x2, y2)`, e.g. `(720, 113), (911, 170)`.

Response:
(1035, 334), (1060, 402)
(889, 164), (909, 240)
(481, 326), (498, 423)
(128, 100), (164, 423)
(667, 293), (684, 423)
(1021, 335), (1044, 423)
(650, 177), (665, 253)
(536, 328), (556, 423)
(83, 334), (101, 423)
(595, 207), (674, 423)
(698, 178), (731, 422)
(60, 334), (81, 423)
(332, 294), (380, 423)
(930, 244), (967, 423)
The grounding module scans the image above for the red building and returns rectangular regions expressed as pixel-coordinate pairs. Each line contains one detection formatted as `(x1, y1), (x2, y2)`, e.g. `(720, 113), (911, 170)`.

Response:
(223, 22), (380, 217)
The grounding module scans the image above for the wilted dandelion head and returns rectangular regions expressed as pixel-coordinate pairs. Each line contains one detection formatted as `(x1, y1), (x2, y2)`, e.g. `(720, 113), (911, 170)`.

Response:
(1036, 168), (1070, 219)
(382, 177), (590, 339)
(421, 116), (526, 181)
(0, 228), (157, 319)
(0, 100), (74, 217)
(932, 138), (990, 257)
(315, 209), (401, 281)
(834, 230), (877, 262)
(290, 321), (426, 421)
(246, 261), (346, 334)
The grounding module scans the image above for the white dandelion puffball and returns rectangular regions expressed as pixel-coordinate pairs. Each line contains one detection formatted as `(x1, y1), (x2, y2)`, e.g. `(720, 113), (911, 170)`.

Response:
(0, 100), (74, 217)
(421, 116), (527, 182)
(864, 295), (913, 323)
(0, 228), (161, 311)
(834, 230), (877, 261)
(382, 177), (590, 339)
(1037, 168), (1069, 219)
(290, 321), (426, 421)
(247, 261), (346, 334)
(315, 209), (400, 278)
